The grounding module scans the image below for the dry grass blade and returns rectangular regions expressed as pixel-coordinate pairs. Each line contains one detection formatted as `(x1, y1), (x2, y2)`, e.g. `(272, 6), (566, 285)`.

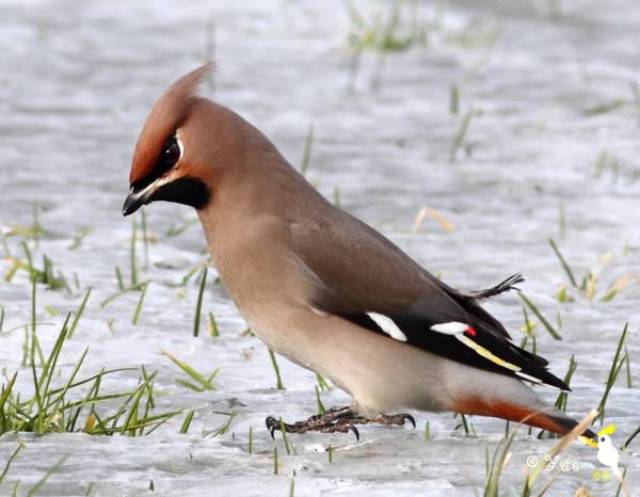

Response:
(412, 206), (455, 234)
(601, 274), (633, 302)
(573, 488), (593, 497)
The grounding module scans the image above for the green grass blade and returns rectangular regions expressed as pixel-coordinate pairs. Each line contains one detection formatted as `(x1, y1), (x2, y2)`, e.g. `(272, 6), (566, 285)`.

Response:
(162, 351), (217, 391)
(315, 385), (326, 415)
(132, 282), (149, 325)
(141, 208), (149, 271)
(193, 266), (208, 337)
(179, 410), (195, 434)
(449, 108), (474, 163)
(115, 266), (124, 291)
(548, 238), (577, 287)
(268, 349), (284, 390)
(130, 217), (138, 286)
(100, 281), (149, 308)
(483, 431), (515, 497)
(596, 323), (628, 424)
(68, 287), (92, 338)
(518, 292), (562, 340)
(207, 311), (219, 337)
(0, 443), (24, 486)
(300, 124), (314, 176)
(46, 347), (89, 413)
(25, 456), (68, 497)
(279, 417), (292, 455)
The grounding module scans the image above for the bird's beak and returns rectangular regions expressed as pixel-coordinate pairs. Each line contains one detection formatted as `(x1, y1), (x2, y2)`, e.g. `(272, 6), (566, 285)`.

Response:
(123, 175), (210, 215)
(122, 187), (144, 217)
(122, 180), (160, 216)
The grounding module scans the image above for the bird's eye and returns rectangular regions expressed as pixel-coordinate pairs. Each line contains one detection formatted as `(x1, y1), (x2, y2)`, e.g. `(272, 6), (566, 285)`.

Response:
(599, 436), (606, 442)
(162, 136), (181, 166)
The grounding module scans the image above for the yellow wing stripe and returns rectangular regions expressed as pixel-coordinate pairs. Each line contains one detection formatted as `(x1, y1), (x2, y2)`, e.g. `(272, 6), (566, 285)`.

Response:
(456, 335), (522, 372)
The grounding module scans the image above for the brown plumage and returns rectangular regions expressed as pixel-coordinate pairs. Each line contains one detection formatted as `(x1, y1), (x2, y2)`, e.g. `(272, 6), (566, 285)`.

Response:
(123, 65), (595, 441)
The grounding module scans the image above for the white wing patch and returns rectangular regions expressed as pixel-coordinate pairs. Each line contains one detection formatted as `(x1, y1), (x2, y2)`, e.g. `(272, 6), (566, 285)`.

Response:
(430, 321), (469, 335)
(367, 312), (407, 342)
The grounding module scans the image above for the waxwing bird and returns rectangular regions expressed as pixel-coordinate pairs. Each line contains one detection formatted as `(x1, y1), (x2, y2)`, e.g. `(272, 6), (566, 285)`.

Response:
(123, 65), (596, 441)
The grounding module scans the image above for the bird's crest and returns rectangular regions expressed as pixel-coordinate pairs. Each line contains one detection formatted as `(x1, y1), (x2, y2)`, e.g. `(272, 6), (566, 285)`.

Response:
(129, 63), (213, 186)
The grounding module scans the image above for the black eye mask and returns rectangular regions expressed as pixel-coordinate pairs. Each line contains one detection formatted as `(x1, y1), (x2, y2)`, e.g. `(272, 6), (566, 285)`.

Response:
(132, 135), (181, 192)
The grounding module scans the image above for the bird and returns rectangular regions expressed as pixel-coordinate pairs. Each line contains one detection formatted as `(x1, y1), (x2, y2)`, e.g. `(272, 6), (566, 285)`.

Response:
(122, 64), (596, 441)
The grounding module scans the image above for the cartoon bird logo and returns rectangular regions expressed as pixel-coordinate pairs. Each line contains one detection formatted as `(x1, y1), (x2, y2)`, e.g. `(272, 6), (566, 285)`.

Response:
(587, 424), (630, 496)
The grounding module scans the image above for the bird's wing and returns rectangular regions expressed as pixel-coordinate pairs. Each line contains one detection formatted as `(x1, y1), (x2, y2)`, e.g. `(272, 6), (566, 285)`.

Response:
(291, 210), (567, 390)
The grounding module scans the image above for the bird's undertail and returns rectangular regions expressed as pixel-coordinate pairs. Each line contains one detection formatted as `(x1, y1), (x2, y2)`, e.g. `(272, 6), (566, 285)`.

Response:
(452, 395), (596, 439)
(464, 273), (525, 300)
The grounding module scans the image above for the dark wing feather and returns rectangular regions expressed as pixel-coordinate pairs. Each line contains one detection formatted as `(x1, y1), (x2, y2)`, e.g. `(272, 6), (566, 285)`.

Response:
(291, 210), (567, 390)
(390, 303), (566, 388)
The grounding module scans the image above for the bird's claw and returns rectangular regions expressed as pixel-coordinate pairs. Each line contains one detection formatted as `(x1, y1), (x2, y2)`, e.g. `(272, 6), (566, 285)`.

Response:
(401, 413), (417, 428)
(349, 423), (360, 441)
(265, 416), (280, 439)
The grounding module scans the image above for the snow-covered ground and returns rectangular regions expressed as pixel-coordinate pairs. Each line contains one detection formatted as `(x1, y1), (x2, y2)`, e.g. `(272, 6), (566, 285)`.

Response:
(1, 0), (639, 495)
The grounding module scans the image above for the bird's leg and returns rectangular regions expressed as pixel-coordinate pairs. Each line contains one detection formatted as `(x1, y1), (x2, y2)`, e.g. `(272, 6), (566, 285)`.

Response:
(350, 412), (416, 428)
(266, 406), (360, 438)
(266, 407), (415, 440)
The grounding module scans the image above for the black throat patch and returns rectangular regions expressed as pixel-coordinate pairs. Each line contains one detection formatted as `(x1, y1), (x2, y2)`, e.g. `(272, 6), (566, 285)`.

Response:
(150, 176), (211, 210)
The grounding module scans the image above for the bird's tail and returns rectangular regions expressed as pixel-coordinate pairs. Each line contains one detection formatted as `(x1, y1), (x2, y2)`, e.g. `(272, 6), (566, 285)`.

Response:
(452, 395), (596, 439)
(463, 273), (525, 300)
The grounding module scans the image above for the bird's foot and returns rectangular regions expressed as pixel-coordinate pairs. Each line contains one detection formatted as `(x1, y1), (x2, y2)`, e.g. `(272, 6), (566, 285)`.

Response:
(357, 412), (417, 428)
(266, 406), (360, 439)
(265, 407), (415, 441)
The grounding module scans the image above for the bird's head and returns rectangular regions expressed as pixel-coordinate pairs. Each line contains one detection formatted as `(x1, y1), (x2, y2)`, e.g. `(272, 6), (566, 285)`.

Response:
(123, 64), (248, 217)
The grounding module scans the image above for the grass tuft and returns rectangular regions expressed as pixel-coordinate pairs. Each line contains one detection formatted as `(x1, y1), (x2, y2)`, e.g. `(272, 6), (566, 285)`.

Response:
(1, 317), (179, 436)
(483, 431), (515, 497)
